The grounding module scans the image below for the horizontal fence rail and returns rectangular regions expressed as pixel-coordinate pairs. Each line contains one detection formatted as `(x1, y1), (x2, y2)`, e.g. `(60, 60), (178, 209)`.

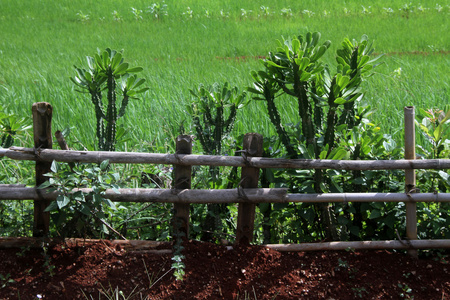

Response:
(0, 103), (449, 252)
(1, 147), (450, 170)
(265, 240), (450, 251)
(1, 187), (450, 203)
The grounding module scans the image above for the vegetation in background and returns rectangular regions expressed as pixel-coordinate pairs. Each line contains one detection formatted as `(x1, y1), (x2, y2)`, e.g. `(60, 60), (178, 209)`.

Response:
(0, 1), (448, 247)
(0, 1), (448, 150)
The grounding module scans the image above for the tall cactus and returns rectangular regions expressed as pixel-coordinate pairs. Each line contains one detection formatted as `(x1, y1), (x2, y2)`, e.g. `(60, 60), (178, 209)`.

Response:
(71, 48), (148, 151)
(187, 82), (247, 241)
(248, 32), (382, 240)
(188, 82), (247, 156)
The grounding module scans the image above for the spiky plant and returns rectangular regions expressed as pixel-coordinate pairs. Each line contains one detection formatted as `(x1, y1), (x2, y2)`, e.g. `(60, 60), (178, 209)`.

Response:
(71, 48), (148, 151)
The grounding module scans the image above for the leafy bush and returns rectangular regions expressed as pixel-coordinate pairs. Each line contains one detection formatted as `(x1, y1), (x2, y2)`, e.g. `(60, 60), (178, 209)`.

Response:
(40, 160), (123, 239)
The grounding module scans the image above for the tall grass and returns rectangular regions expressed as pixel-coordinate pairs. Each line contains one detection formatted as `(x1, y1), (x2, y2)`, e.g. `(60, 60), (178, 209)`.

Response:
(0, 0), (448, 152)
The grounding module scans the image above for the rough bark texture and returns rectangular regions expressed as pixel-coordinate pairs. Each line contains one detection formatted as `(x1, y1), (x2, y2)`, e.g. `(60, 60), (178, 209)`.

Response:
(236, 133), (264, 244)
(32, 102), (53, 237)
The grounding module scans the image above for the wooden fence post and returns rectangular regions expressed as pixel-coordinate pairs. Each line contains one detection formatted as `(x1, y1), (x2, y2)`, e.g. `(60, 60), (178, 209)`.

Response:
(404, 106), (417, 258)
(32, 102), (53, 237)
(173, 135), (192, 238)
(236, 133), (263, 244)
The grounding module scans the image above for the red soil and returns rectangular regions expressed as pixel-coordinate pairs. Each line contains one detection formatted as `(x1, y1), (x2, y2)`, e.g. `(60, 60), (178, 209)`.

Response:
(0, 240), (449, 299)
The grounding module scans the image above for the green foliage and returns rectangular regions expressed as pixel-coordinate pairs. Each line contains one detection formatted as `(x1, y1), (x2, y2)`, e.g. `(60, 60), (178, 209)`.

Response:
(147, 1), (168, 20)
(0, 273), (14, 289)
(188, 82), (247, 157)
(1, 1), (447, 151)
(40, 160), (123, 239)
(76, 11), (90, 23)
(131, 7), (143, 21)
(187, 82), (247, 241)
(0, 105), (31, 149)
(413, 108), (450, 239)
(416, 107), (450, 159)
(0, 0), (449, 246)
(171, 218), (185, 280)
(415, 107), (450, 196)
(249, 31), (382, 240)
(71, 48), (148, 151)
(41, 243), (56, 277)
(249, 32), (382, 160)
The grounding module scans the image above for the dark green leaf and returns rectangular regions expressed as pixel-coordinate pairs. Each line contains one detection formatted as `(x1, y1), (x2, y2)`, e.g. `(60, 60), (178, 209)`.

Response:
(57, 195), (70, 209)
(44, 201), (59, 212)
(369, 209), (381, 219)
(100, 160), (109, 171)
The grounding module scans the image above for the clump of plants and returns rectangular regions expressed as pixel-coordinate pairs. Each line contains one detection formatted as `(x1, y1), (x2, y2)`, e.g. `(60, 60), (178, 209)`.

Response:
(40, 160), (124, 239)
(71, 48), (148, 151)
(187, 82), (247, 241)
(147, 1), (168, 20)
(248, 32), (383, 241)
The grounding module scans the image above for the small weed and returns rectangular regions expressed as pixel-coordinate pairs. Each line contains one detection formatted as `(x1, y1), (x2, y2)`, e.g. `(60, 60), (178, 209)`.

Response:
(352, 287), (368, 298)
(240, 8), (252, 19)
(171, 217), (186, 280)
(131, 7), (143, 21)
(302, 9), (315, 17)
(41, 244), (56, 277)
(204, 9), (212, 18)
(147, 1), (168, 20)
(259, 6), (271, 17)
(280, 8), (292, 17)
(76, 11), (90, 23)
(398, 283), (413, 299)
(337, 258), (349, 269)
(182, 7), (194, 19)
(361, 5), (371, 14)
(434, 251), (449, 264)
(16, 245), (31, 257)
(335, 258), (358, 278)
(112, 10), (122, 22)
(219, 9), (229, 19)
(383, 7), (394, 14)
(345, 247), (356, 253)
(235, 286), (257, 300)
(0, 273), (15, 288)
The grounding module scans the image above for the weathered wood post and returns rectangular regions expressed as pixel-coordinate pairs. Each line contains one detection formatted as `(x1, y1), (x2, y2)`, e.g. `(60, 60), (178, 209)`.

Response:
(32, 102), (53, 237)
(236, 133), (263, 244)
(404, 106), (417, 258)
(173, 135), (192, 238)
(55, 130), (69, 150)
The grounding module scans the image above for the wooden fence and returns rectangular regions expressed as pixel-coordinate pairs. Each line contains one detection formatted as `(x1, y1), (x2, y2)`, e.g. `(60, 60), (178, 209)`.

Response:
(1, 102), (450, 252)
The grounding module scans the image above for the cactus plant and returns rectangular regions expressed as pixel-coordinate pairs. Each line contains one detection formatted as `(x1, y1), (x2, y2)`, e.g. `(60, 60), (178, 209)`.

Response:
(71, 48), (148, 151)
(248, 32), (382, 240)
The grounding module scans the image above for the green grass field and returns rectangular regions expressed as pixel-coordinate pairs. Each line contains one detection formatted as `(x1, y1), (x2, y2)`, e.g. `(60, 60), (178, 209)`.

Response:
(0, 0), (449, 152)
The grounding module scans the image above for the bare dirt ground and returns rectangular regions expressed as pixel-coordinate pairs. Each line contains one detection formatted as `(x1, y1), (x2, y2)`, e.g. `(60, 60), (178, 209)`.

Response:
(0, 239), (449, 299)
